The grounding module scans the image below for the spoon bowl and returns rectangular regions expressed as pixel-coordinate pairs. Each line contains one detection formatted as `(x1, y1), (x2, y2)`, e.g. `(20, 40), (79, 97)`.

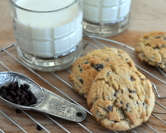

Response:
(0, 71), (45, 110)
(0, 71), (87, 122)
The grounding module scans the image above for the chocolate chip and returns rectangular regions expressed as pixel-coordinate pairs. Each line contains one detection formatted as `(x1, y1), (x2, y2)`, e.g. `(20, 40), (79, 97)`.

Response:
(150, 57), (156, 60)
(96, 111), (102, 117)
(16, 99), (21, 105)
(20, 84), (24, 90)
(106, 58), (109, 61)
(129, 90), (135, 93)
(79, 79), (84, 84)
(37, 125), (43, 131)
(21, 93), (26, 100)
(154, 36), (161, 39)
(10, 82), (19, 89)
(94, 64), (104, 71)
(23, 99), (29, 106)
(126, 103), (130, 108)
(107, 106), (113, 112)
(0, 90), (7, 98)
(154, 46), (160, 49)
(6, 95), (13, 102)
(107, 71), (111, 76)
(145, 43), (151, 47)
(30, 97), (37, 104)
(23, 84), (30, 90)
(17, 91), (22, 96)
(141, 54), (146, 57)
(15, 96), (20, 101)
(84, 61), (89, 64)
(129, 95), (133, 99)
(15, 109), (22, 113)
(130, 76), (135, 81)
(9, 91), (17, 96)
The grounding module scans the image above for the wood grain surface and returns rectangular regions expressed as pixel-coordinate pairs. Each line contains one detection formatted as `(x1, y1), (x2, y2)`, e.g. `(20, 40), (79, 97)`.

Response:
(0, 0), (166, 133)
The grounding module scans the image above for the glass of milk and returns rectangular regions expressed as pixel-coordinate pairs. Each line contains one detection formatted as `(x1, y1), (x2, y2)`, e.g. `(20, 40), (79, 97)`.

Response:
(83, 0), (132, 37)
(9, 0), (83, 72)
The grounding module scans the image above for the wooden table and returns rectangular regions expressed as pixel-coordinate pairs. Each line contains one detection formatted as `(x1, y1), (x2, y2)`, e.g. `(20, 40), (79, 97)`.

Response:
(0, 0), (166, 133)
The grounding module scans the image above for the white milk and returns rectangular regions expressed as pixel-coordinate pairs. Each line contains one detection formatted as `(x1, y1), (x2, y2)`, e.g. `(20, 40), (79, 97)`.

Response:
(14, 0), (83, 57)
(83, 0), (131, 23)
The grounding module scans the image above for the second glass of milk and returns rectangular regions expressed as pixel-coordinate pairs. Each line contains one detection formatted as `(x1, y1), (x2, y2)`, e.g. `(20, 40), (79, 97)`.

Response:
(9, 0), (83, 72)
(83, 0), (132, 37)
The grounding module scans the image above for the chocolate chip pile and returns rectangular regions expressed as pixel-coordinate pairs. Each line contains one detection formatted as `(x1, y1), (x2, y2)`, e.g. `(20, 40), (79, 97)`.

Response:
(0, 81), (37, 106)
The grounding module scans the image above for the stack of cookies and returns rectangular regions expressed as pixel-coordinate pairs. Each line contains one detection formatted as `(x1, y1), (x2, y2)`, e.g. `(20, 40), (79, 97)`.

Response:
(68, 47), (155, 131)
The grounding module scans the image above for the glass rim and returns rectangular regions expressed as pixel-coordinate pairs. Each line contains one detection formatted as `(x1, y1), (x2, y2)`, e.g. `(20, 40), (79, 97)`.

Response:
(9, 0), (77, 13)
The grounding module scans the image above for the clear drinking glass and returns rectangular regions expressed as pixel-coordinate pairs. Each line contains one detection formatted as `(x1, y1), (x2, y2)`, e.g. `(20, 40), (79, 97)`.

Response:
(83, 0), (132, 37)
(9, 0), (83, 72)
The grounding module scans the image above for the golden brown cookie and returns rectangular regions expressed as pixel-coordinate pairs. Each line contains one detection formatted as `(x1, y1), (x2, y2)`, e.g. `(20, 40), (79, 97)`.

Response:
(68, 47), (136, 98)
(135, 31), (166, 71)
(87, 65), (155, 131)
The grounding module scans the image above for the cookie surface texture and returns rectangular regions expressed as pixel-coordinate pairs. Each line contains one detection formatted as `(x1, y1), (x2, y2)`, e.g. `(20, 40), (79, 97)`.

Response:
(135, 31), (166, 71)
(87, 65), (155, 131)
(68, 47), (136, 98)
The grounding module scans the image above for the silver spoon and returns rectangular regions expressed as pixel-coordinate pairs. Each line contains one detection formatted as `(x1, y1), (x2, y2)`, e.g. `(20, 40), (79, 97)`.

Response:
(0, 71), (87, 122)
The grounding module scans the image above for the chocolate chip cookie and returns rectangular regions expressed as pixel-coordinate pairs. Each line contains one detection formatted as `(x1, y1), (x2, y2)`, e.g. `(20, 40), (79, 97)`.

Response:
(87, 65), (155, 131)
(68, 47), (136, 98)
(135, 31), (166, 71)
